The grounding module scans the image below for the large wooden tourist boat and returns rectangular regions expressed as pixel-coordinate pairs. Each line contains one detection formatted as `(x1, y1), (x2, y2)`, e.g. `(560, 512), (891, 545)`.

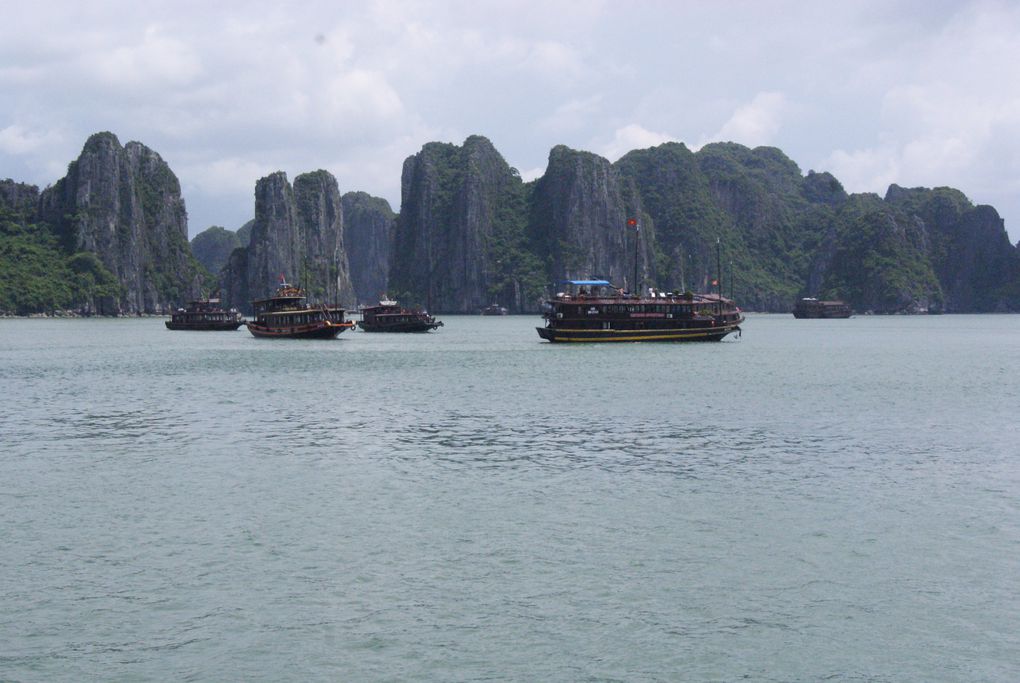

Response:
(165, 297), (244, 331)
(358, 300), (443, 332)
(246, 281), (354, 339)
(793, 297), (852, 318)
(537, 280), (744, 343)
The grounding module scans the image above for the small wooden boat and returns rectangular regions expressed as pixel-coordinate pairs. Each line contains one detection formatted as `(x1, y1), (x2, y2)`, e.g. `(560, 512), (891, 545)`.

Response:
(793, 298), (852, 318)
(358, 300), (442, 332)
(165, 298), (244, 331)
(480, 303), (508, 316)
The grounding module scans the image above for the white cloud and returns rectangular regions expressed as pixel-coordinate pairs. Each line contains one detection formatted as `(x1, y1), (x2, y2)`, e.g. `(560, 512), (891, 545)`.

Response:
(523, 41), (585, 80)
(519, 166), (546, 183)
(823, 145), (900, 196)
(2, 1), (1020, 241)
(0, 125), (62, 155)
(0, 64), (47, 86)
(180, 157), (276, 197)
(703, 92), (788, 148)
(536, 96), (604, 135)
(79, 25), (203, 90)
(598, 124), (679, 162)
(818, 3), (1020, 225)
(319, 69), (404, 128)
(329, 126), (441, 204)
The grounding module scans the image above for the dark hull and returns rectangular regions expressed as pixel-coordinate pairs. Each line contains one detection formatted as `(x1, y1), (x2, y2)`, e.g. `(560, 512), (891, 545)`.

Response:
(246, 321), (353, 339)
(536, 323), (741, 343)
(793, 300), (852, 318)
(165, 320), (243, 331)
(358, 319), (442, 333)
(792, 311), (852, 319)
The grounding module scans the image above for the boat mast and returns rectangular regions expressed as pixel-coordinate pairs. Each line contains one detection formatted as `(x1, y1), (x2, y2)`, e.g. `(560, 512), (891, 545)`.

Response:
(716, 238), (723, 314)
(678, 245), (686, 295)
(628, 217), (639, 296)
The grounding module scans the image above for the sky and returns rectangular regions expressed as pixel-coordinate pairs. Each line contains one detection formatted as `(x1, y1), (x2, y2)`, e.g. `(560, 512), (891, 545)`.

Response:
(2, 0), (1020, 243)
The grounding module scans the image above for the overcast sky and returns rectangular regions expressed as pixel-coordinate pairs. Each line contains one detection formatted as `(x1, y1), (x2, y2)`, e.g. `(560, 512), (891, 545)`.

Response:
(3, 0), (1019, 242)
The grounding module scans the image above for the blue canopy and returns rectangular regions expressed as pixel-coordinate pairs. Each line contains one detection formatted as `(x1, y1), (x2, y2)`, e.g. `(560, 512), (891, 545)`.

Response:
(558, 279), (613, 286)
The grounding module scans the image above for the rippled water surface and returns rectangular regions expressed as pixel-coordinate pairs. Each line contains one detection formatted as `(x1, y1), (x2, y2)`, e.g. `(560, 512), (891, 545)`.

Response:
(2, 315), (1019, 681)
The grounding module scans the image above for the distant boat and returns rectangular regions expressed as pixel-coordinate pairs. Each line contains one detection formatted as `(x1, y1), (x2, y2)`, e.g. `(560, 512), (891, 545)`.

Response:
(246, 281), (354, 339)
(537, 280), (743, 343)
(165, 297), (244, 331)
(480, 303), (508, 316)
(793, 298), (852, 319)
(358, 299), (443, 332)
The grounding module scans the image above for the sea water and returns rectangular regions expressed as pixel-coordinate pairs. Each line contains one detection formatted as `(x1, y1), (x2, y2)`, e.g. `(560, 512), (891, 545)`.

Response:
(1, 314), (1018, 681)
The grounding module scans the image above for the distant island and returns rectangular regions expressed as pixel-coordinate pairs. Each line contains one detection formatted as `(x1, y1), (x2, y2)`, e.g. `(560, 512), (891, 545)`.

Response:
(3, 131), (1019, 316)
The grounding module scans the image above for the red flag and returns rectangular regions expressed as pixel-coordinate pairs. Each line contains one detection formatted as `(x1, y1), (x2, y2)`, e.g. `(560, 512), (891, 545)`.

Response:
(626, 218), (637, 227)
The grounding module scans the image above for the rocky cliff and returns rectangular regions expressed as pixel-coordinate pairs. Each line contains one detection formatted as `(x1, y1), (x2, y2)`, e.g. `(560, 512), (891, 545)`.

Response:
(190, 225), (241, 276)
(0, 179), (39, 217)
(529, 145), (654, 297)
(390, 136), (542, 312)
(219, 245), (250, 317)
(236, 219), (254, 248)
(821, 194), (943, 313)
(2, 178), (122, 315)
(37, 132), (203, 314)
(616, 143), (826, 310)
(613, 142), (726, 292)
(387, 136), (1020, 313)
(883, 185), (1020, 312)
(341, 191), (394, 305)
(4, 131), (1019, 316)
(615, 141), (1020, 312)
(220, 170), (356, 313)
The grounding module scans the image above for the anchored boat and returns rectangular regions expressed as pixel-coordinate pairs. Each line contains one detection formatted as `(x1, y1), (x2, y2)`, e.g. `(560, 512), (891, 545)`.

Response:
(537, 280), (743, 343)
(793, 298), (852, 318)
(358, 300), (443, 332)
(165, 297), (244, 331)
(246, 281), (354, 339)
(480, 303), (508, 316)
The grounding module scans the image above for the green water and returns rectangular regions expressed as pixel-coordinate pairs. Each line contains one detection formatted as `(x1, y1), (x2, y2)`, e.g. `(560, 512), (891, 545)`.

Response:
(1, 314), (1018, 681)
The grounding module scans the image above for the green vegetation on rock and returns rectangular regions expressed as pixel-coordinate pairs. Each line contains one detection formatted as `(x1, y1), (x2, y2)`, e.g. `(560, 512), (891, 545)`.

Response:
(0, 205), (120, 314)
(4, 133), (1019, 316)
(191, 226), (241, 277)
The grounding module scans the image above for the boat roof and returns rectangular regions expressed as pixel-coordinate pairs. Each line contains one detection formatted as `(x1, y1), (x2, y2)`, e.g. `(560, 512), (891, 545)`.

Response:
(550, 291), (736, 305)
(559, 279), (613, 286)
(252, 294), (304, 304)
(259, 305), (344, 313)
